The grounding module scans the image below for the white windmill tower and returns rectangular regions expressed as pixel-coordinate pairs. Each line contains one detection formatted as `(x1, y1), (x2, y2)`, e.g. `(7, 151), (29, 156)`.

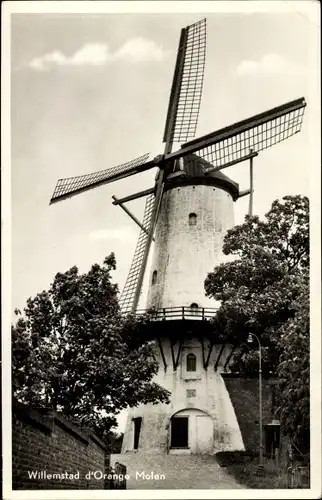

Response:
(51, 18), (306, 455)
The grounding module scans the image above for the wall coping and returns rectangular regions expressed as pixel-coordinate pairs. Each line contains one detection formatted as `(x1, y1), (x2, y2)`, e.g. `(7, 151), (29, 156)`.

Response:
(13, 401), (53, 433)
(12, 400), (107, 451)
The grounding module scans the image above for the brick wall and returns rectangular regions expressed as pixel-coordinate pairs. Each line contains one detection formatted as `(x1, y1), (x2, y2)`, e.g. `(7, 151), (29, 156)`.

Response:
(12, 401), (111, 490)
(222, 374), (287, 454)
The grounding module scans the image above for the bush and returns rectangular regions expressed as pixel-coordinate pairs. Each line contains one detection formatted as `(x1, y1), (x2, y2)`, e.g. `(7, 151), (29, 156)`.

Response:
(215, 450), (308, 489)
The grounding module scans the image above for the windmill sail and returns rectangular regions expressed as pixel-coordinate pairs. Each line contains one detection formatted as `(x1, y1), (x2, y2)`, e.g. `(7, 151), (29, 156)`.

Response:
(119, 194), (155, 314)
(50, 153), (154, 204)
(119, 18), (207, 314)
(163, 18), (206, 146)
(170, 97), (306, 170)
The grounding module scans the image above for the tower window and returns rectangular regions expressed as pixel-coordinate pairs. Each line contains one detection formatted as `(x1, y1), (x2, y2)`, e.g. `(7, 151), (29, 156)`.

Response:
(189, 213), (197, 226)
(190, 303), (199, 316)
(152, 270), (157, 285)
(187, 353), (197, 372)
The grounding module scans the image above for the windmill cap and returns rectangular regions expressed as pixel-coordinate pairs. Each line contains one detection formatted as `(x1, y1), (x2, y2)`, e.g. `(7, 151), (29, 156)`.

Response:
(164, 153), (239, 200)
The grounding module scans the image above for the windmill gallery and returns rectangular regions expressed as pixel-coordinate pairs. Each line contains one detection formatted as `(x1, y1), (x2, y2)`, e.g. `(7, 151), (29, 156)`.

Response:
(51, 19), (306, 455)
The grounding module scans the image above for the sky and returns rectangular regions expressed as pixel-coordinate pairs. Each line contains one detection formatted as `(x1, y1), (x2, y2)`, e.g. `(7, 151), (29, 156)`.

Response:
(5, 1), (321, 432)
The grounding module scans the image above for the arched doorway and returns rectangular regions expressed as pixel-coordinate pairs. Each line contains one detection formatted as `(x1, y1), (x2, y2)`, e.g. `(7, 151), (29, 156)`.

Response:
(169, 408), (214, 454)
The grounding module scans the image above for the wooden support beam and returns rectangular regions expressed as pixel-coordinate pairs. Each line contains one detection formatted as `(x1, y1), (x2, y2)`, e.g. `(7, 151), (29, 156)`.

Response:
(170, 341), (176, 371)
(249, 149), (254, 217)
(214, 342), (227, 371)
(169, 339), (183, 371)
(174, 340), (183, 371)
(112, 195), (155, 241)
(201, 339), (206, 368)
(224, 344), (237, 372)
(157, 337), (167, 372)
(238, 189), (251, 199)
(205, 342), (214, 369)
(112, 187), (154, 205)
(200, 338), (214, 369)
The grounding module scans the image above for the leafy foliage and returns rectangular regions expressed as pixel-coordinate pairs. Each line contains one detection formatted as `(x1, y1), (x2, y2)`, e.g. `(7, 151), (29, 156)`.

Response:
(221, 195), (309, 272)
(205, 195), (309, 446)
(12, 254), (170, 441)
(105, 431), (124, 454)
(276, 284), (309, 452)
(205, 195), (309, 376)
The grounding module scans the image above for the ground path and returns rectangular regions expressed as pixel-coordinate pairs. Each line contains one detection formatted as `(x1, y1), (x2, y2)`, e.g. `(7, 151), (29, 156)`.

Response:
(110, 453), (245, 489)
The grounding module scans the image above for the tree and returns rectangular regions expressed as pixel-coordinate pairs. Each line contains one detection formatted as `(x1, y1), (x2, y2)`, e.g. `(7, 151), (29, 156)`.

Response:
(12, 254), (170, 441)
(204, 195), (309, 376)
(218, 195), (309, 272)
(276, 283), (309, 453)
(105, 431), (124, 454)
(204, 195), (309, 447)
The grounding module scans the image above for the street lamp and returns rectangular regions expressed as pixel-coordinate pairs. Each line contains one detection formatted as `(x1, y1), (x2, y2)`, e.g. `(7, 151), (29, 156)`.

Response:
(247, 332), (264, 469)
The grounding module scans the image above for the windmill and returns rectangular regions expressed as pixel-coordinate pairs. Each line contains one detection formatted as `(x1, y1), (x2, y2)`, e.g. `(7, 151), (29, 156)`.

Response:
(51, 19), (306, 455)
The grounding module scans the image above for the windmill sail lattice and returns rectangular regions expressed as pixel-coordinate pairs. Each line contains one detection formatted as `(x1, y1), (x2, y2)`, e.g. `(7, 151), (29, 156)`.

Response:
(119, 18), (208, 314)
(119, 194), (155, 313)
(177, 98), (306, 170)
(49, 17), (307, 319)
(163, 18), (206, 145)
(50, 153), (151, 204)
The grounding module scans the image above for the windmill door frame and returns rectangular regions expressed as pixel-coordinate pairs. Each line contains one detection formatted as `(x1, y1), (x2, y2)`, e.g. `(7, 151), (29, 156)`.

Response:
(170, 416), (189, 449)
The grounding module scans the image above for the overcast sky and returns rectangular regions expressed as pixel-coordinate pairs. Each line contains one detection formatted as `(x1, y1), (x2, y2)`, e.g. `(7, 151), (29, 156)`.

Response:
(9, 1), (320, 316)
(5, 1), (320, 431)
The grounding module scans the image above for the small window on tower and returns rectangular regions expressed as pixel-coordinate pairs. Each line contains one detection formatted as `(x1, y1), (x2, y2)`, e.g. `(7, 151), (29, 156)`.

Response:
(189, 213), (197, 226)
(152, 270), (157, 285)
(187, 353), (197, 372)
(190, 303), (199, 317)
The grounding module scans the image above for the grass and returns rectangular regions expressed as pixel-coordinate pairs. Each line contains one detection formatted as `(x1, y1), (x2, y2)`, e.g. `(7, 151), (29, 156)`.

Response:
(216, 451), (309, 489)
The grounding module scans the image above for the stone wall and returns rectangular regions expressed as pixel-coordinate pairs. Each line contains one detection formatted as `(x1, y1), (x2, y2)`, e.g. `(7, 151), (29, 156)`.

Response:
(126, 181), (241, 455)
(12, 401), (110, 490)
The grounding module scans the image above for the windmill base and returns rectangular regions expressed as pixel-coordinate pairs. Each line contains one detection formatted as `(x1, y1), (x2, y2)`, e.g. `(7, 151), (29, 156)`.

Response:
(121, 338), (245, 455)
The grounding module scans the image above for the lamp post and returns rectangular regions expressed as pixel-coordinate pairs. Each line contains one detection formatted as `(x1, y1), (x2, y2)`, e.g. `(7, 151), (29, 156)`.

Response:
(247, 332), (264, 468)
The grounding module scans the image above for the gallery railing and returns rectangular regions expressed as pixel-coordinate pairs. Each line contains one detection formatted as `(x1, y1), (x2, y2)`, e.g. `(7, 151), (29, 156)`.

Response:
(136, 306), (218, 321)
